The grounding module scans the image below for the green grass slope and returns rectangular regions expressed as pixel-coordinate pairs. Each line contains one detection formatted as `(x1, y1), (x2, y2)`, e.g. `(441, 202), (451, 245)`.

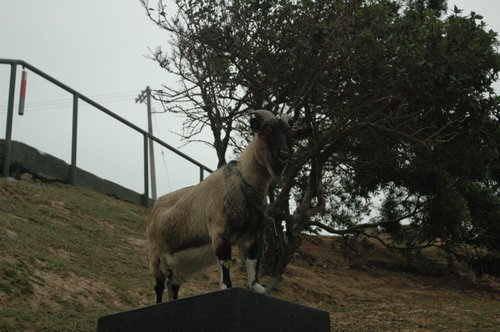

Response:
(1, 178), (499, 331)
(0, 178), (151, 331)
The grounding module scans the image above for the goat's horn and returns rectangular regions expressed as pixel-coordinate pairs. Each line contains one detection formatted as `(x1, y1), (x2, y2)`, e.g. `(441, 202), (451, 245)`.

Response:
(280, 113), (292, 122)
(249, 109), (276, 122)
(279, 113), (295, 127)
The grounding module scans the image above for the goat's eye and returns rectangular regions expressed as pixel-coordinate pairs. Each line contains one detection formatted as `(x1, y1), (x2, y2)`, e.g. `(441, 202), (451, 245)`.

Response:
(262, 126), (273, 135)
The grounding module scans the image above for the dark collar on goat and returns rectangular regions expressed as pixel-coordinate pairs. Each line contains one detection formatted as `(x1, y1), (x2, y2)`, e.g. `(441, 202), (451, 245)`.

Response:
(226, 160), (259, 204)
(225, 160), (274, 225)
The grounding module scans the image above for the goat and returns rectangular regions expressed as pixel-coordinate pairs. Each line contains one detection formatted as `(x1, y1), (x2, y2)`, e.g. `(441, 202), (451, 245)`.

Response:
(147, 110), (303, 303)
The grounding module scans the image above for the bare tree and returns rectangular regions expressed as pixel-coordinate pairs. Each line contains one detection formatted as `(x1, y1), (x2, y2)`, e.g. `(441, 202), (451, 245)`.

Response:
(142, 0), (500, 285)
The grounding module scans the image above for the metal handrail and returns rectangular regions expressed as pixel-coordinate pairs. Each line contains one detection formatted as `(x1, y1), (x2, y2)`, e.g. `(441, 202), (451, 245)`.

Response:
(0, 58), (212, 206)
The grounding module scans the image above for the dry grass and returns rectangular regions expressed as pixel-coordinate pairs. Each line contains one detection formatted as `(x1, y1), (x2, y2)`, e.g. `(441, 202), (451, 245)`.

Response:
(0, 178), (499, 331)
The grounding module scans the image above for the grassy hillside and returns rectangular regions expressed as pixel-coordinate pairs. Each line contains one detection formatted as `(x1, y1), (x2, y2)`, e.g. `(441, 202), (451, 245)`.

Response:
(0, 177), (499, 331)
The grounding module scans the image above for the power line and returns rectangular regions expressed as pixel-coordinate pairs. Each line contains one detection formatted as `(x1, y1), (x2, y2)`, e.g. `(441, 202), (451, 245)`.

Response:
(0, 90), (138, 111)
(1, 89), (137, 106)
(0, 90), (138, 114)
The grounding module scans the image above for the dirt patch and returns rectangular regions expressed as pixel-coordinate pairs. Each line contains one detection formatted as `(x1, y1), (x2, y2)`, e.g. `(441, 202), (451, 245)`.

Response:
(4, 228), (19, 239)
(47, 247), (73, 261)
(31, 270), (126, 310)
(126, 236), (147, 250)
(0, 292), (8, 308)
(49, 201), (67, 214)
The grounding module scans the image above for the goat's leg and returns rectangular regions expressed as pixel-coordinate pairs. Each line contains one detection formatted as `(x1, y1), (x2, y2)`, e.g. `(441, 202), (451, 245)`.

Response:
(151, 257), (177, 303)
(214, 235), (232, 289)
(154, 275), (165, 303)
(166, 281), (181, 301)
(150, 253), (166, 303)
(240, 240), (266, 293)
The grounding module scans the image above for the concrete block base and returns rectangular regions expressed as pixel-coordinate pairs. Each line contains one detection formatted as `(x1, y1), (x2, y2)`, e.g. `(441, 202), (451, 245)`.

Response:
(97, 288), (330, 332)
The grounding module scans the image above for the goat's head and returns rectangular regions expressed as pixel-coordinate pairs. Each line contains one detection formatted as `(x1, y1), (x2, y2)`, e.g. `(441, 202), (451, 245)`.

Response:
(249, 109), (307, 181)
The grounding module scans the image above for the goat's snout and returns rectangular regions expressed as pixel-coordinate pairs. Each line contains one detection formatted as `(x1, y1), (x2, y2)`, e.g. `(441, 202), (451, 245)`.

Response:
(277, 147), (290, 162)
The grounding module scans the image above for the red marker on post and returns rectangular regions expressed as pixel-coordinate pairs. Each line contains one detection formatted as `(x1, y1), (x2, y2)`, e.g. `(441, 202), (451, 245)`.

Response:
(18, 69), (28, 115)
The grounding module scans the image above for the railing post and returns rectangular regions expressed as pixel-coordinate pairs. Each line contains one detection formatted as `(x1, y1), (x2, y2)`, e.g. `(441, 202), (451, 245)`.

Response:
(2, 64), (17, 177)
(143, 133), (150, 207)
(69, 94), (79, 184)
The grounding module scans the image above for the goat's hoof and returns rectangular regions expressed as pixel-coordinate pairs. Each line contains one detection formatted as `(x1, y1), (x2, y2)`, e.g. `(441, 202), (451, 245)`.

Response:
(252, 283), (266, 294)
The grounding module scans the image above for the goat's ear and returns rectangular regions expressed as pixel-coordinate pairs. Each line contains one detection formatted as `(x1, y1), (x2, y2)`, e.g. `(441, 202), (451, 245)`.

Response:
(250, 111), (264, 133)
(250, 117), (262, 133)
(250, 109), (276, 133)
(292, 126), (312, 141)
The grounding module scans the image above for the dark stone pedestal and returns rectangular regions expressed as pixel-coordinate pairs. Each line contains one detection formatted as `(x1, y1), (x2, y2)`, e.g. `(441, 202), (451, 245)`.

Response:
(97, 288), (330, 332)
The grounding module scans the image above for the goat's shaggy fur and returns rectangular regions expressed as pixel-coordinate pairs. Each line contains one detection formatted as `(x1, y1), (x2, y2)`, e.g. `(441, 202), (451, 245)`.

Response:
(147, 110), (297, 302)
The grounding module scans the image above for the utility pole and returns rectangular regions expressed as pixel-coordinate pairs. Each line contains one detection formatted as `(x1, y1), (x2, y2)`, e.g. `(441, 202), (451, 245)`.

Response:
(136, 86), (157, 200)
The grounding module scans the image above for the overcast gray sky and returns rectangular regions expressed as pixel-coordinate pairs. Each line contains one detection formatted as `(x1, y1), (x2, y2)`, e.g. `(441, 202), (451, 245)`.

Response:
(1, 0), (499, 197)
(0, 0), (216, 196)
